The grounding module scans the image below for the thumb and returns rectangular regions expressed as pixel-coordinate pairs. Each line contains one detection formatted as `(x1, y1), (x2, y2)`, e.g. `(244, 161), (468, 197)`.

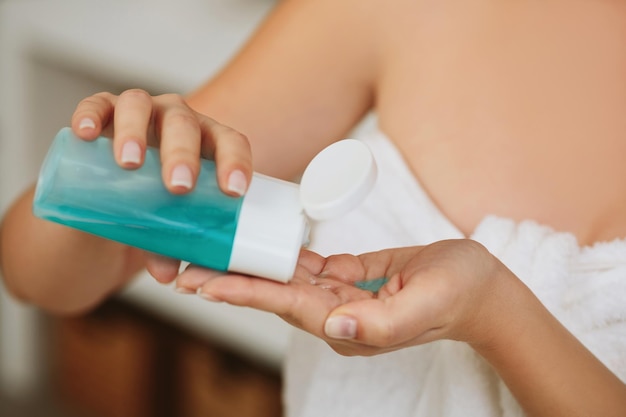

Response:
(324, 276), (446, 347)
(323, 298), (420, 347)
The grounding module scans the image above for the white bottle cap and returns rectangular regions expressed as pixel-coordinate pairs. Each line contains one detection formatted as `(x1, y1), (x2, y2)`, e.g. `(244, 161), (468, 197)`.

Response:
(300, 139), (377, 221)
(228, 139), (376, 282)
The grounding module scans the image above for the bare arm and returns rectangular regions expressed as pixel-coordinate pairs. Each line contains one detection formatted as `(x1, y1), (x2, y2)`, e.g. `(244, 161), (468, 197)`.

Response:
(0, 186), (146, 315)
(472, 267), (626, 417)
(186, 0), (379, 179)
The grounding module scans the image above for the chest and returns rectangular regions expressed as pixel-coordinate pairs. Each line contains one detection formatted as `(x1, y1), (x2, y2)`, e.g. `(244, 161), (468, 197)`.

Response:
(371, 0), (626, 244)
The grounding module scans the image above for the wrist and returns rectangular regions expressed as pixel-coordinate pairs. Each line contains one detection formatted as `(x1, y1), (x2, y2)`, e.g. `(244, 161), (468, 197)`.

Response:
(463, 255), (534, 355)
(462, 255), (626, 416)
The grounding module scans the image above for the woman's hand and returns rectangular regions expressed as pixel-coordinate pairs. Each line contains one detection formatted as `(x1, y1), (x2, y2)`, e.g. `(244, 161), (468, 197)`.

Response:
(71, 89), (254, 284)
(174, 239), (510, 356)
(72, 89), (252, 196)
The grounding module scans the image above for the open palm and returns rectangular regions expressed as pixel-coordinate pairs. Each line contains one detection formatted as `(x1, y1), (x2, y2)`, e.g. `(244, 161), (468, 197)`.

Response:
(175, 240), (501, 356)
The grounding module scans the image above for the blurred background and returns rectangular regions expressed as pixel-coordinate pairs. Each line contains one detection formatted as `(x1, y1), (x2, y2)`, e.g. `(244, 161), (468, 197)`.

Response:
(0, 1), (292, 416)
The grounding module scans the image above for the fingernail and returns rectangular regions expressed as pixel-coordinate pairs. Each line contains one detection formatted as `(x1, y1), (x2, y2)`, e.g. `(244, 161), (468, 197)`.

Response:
(175, 287), (196, 295)
(227, 170), (247, 196)
(120, 141), (142, 165)
(324, 315), (357, 339)
(196, 287), (221, 302)
(78, 118), (96, 130)
(171, 164), (193, 189)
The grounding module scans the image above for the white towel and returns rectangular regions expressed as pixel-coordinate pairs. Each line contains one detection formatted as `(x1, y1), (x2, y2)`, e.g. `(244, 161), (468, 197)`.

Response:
(283, 128), (626, 417)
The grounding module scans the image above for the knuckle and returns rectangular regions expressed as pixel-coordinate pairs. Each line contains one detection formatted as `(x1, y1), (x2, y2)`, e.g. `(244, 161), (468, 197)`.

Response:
(372, 319), (397, 348)
(166, 110), (198, 127)
(215, 123), (249, 143)
(462, 239), (488, 256)
(120, 88), (152, 102)
(78, 94), (107, 108)
(233, 132), (250, 147)
(229, 129), (249, 143)
(159, 93), (186, 106)
(92, 91), (115, 101)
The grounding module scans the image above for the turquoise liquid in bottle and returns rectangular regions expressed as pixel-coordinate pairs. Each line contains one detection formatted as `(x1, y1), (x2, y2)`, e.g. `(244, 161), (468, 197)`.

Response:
(33, 127), (377, 282)
(34, 128), (242, 271)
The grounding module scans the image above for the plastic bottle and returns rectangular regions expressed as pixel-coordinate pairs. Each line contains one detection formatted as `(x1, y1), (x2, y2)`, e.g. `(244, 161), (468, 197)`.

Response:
(33, 127), (376, 282)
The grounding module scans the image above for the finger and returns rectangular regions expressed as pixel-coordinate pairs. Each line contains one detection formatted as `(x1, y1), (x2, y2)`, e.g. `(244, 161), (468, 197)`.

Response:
(145, 254), (181, 284)
(318, 253), (367, 284)
(318, 250), (396, 285)
(113, 89), (154, 168)
(347, 246), (427, 289)
(193, 271), (296, 313)
(71, 92), (116, 140)
(324, 276), (447, 346)
(154, 94), (203, 193)
(175, 265), (224, 293)
(197, 272), (333, 337)
(198, 117), (252, 196)
(194, 263), (330, 325)
(296, 249), (327, 276)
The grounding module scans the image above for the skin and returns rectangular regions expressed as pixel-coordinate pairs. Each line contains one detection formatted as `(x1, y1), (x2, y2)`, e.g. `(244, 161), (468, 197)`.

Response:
(1, 0), (625, 414)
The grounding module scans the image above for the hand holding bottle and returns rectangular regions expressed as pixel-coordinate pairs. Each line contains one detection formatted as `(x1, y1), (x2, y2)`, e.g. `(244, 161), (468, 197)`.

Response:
(69, 89), (255, 283)
(71, 89), (253, 197)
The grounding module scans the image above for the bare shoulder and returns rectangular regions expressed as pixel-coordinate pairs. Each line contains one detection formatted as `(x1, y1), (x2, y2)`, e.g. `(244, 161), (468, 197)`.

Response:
(189, 0), (396, 178)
